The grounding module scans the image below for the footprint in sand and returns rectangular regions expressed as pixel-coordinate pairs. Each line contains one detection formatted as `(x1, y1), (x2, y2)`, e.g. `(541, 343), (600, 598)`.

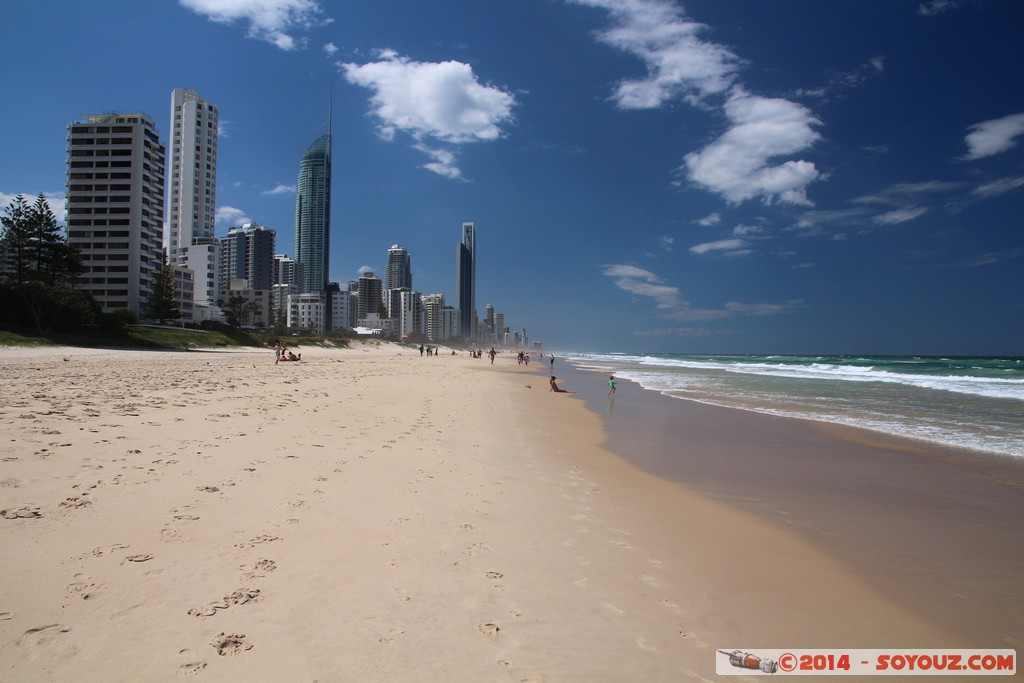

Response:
(210, 632), (252, 656)
(196, 486), (219, 493)
(477, 622), (500, 638)
(177, 660), (207, 677)
(1, 507), (42, 519)
(123, 553), (153, 563)
(90, 543), (129, 557)
(187, 602), (229, 618)
(235, 534), (280, 549)
(18, 623), (70, 646)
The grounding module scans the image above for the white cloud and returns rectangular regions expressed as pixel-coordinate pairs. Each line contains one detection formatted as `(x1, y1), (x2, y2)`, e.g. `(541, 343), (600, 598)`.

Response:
(263, 183), (296, 195)
(179, 0), (327, 51)
(689, 238), (749, 255)
(601, 264), (684, 309)
(414, 144), (463, 180)
(658, 235), (674, 251)
(732, 223), (764, 236)
(918, 0), (967, 16)
(569, 0), (740, 108)
(684, 89), (823, 206)
(872, 206), (928, 225)
(973, 175), (1024, 198)
(216, 205), (252, 227)
(342, 50), (516, 178)
(324, 41), (338, 56)
(696, 211), (721, 226)
(725, 300), (806, 316)
(962, 112), (1024, 161)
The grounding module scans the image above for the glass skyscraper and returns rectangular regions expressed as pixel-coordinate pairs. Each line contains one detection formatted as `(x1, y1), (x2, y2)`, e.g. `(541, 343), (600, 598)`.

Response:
(294, 127), (331, 293)
(456, 222), (476, 339)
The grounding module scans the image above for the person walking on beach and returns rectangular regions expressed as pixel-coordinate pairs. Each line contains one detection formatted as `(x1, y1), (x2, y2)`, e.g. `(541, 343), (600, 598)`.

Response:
(550, 355), (555, 370)
(550, 376), (575, 394)
(607, 375), (617, 396)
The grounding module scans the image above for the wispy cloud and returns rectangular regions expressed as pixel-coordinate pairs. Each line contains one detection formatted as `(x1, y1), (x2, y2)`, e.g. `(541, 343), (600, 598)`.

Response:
(571, 0), (823, 206)
(872, 206), (928, 226)
(689, 238), (750, 255)
(568, 0), (740, 108)
(263, 183), (296, 195)
(341, 49), (516, 179)
(795, 56), (885, 101)
(918, 0), (968, 16)
(973, 175), (1024, 198)
(958, 248), (1023, 268)
(601, 264), (685, 309)
(961, 112), (1024, 161)
(602, 263), (803, 323)
(323, 41), (338, 57)
(179, 0), (329, 50)
(696, 212), (721, 226)
(216, 205), (252, 227)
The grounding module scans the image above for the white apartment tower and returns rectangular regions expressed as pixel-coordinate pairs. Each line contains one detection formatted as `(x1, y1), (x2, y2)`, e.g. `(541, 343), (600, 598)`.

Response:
(167, 88), (219, 309)
(66, 113), (166, 314)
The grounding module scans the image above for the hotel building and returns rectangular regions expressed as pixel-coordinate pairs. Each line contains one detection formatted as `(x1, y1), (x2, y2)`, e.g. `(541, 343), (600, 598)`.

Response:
(65, 113), (165, 314)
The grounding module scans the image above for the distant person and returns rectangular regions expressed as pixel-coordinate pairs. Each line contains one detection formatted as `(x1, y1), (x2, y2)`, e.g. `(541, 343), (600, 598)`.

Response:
(607, 375), (617, 396)
(419, 344), (424, 357)
(550, 376), (575, 394)
(550, 355), (555, 370)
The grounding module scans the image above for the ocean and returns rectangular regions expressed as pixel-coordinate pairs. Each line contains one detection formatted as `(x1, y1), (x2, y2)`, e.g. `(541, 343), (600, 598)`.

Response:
(563, 353), (1024, 458)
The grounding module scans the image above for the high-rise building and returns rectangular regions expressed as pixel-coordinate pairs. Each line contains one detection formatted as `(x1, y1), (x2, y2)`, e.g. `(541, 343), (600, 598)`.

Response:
(294, 124), (332, 294)
(356, 271), (382, 321)
(456, 221), (476, 339)
(166, 88), (218, 309)
(218, 223), (276, 294)
(66, 113), (165, 314)
(385, 244), (412, 290)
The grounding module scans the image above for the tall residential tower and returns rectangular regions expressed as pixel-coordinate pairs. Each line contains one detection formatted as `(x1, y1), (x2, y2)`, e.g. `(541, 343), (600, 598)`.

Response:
(456, 222), (476, 339)
(385, 244), (412, 290)
(294, 125), (332, 294)
(66, 113), (166, 314)
(167, 88), (218, 309)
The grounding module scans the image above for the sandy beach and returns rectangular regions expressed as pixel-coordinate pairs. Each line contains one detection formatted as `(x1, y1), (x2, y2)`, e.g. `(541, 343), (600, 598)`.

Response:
(0, 344), (1017, 681)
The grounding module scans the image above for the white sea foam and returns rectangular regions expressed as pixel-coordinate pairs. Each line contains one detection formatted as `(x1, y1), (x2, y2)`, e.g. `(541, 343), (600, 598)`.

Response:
(566, 353), (1024, 458)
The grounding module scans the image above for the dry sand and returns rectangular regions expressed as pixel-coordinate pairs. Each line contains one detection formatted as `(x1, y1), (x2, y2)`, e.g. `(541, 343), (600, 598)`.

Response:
(0, 343), (998, 681)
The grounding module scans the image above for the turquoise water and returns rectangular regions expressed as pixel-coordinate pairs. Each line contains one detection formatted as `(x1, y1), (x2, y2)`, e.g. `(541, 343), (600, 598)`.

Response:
(564, 354), (1024, 458)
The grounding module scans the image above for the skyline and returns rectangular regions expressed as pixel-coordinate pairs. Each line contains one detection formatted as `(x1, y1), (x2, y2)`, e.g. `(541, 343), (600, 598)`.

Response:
(1, 0), (1022, 354)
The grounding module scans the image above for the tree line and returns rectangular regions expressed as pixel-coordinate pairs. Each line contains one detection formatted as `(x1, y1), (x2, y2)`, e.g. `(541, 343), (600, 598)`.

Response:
(0, 193), (182, 335)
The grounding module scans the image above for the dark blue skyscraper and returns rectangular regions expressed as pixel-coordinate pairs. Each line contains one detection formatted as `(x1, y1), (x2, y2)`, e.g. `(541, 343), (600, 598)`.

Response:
(294, 124), (331, 294)
(456, 222), (476, 339)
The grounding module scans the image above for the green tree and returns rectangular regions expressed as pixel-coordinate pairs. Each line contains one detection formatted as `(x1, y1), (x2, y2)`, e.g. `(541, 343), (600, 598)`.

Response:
(0, 194), (31, 286)
(144, 250), (181, 324)
(26, 194), (63, 286)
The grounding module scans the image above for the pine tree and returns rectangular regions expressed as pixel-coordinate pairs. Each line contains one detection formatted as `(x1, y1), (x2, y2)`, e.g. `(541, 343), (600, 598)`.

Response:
(0, 195), (31, 286)
(144, 250), (182, 324)
(27, 193), (63, 286)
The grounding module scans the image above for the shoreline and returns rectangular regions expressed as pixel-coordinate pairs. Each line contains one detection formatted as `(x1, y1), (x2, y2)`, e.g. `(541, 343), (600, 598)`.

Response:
(558, 358), (1024, 648)
(0, 344), (1016, 681)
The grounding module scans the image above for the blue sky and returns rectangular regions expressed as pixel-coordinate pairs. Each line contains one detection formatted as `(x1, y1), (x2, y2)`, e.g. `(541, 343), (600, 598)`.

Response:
(2, 0), (1022, 354)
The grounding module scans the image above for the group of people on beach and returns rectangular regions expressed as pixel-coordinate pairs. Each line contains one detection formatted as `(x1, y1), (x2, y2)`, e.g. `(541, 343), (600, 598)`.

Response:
(273, 341), (301, 364)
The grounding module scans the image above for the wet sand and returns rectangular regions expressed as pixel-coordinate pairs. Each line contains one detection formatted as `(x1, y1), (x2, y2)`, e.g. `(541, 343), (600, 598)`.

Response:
(559, 360), (1024, 649)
